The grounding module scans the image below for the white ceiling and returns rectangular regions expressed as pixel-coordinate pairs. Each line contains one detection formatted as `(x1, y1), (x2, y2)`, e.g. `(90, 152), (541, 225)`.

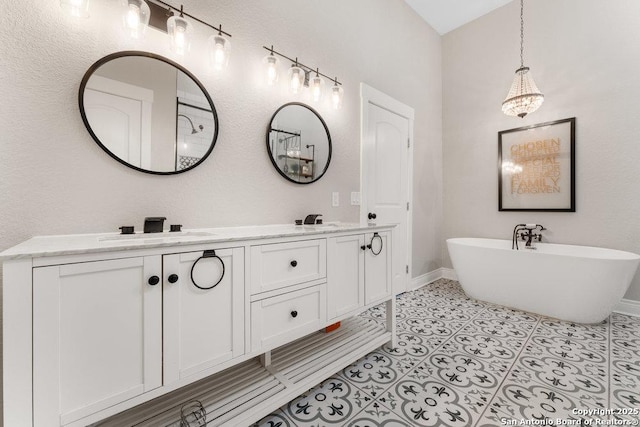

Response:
(404, 0), (514, 35)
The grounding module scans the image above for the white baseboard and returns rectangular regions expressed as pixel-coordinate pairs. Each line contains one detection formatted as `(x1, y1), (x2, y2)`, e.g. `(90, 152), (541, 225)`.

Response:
(441, 268), (458, 281)
(614, 299), (640, 318)
(410, 268), (446, 290)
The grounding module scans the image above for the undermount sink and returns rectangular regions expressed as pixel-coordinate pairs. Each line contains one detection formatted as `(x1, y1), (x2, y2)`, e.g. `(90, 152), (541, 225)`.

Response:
(98, 231), (216, 243)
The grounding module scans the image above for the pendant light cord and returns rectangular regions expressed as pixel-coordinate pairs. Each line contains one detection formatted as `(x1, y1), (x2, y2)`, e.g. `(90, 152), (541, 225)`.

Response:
(520, 0), (525, 68)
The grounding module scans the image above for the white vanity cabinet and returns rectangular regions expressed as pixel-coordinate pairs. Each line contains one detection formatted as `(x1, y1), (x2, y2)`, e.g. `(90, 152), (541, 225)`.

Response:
(2, 223), (395, 427)
(327, 231), (392, 320)
(250, 239), (328, 353)
(162, 247), (245, 384)
(32, 256), (163, 427)
(29, 245), (244, 427)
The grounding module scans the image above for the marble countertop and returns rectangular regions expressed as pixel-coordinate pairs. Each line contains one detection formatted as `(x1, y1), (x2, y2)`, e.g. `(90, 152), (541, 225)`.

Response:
(0, 222), (394, 260)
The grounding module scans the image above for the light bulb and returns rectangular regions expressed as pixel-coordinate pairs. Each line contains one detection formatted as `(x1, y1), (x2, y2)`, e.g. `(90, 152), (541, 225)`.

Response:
(208, 34), (230, 71)
(331, 84), (344, 109)
(167, 15), (191, 56)
(288, 65), (305, 94)
(310, 74), (324, 103)
(60, 0), (89, 18)
(263, 54), (279, 86)
(121, 0), (150, 40)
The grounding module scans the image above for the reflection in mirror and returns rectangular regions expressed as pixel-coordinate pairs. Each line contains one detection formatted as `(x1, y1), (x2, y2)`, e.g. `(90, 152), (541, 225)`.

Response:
(267, 103), (331, 184)
(79, 51), (218, 174)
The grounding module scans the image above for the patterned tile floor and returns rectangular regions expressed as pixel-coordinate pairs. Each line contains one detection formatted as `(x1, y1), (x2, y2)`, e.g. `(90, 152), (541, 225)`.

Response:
(255, 279), (640, 427)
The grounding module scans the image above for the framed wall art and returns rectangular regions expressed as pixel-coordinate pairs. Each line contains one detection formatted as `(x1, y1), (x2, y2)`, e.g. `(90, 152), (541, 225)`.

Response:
(498, 117), (575, 211)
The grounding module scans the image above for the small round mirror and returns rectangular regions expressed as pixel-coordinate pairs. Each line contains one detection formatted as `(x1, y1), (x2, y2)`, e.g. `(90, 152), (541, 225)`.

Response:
(79, 51), (218, 175)
(267, 103), (331, 184)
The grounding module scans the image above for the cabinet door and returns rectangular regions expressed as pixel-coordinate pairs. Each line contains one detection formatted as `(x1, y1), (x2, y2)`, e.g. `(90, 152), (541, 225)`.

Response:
(327, 234), (365, 320)
(365, 231), (392, 305)
(163, 248), (244, 383)
(33, 257), (162, 427)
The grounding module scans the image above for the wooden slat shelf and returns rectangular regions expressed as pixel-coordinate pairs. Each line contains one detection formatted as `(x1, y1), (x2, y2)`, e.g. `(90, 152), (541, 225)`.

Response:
(95, 317), (390, 427)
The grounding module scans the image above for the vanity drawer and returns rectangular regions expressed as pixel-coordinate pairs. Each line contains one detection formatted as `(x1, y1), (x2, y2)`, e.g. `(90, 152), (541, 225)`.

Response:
(251, 239), (326, 294)
(251, 284), (327, 352)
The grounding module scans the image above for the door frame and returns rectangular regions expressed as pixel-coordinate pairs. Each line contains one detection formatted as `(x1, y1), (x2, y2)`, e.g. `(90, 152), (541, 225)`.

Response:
(360, 83), (414, 294)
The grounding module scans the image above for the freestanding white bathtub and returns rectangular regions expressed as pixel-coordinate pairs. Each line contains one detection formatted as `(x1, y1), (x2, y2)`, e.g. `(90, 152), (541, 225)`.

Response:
(447, 238), (640, 324)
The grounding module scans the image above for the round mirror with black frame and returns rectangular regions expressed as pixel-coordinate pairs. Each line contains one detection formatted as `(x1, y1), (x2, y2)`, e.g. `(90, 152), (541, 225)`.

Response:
(266, 103), (332, 184)
(79, 51), (219, 175)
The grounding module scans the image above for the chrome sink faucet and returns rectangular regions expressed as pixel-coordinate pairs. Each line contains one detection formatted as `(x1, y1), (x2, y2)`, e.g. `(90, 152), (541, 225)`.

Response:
(512, 224), (546, 250)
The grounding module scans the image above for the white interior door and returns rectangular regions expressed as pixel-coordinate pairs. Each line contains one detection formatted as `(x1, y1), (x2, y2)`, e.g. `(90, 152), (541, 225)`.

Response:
(85, 75), (153, 169)
(361, 84), (414, 295)
(85, 89), (143, 166)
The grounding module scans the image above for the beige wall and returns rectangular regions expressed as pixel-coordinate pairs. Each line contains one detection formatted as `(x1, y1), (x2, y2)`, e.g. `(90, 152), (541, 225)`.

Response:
(443, 0), (640, 300)
(0, 0), (442, 419)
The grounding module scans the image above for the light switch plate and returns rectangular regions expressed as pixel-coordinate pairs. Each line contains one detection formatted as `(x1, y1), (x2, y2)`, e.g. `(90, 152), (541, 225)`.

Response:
(350, 192), (361, 206)
(332, 192), (339, 207)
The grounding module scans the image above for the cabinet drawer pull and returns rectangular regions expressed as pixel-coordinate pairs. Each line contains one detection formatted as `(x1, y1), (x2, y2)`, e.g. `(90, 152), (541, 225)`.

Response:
(168, 274), (179, 284)
(190, 250), (226, 290)
(290, 310), (298, 318)
(148, 275), (160, 286)
(290, 260), (298, 267)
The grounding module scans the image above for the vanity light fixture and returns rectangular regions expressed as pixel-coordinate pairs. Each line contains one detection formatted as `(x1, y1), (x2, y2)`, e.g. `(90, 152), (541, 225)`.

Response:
(263, 46), (279, 86)
(209, 28), (230, 71)
(142, 0), (232, 67)
(331, 78), (344, 110)
(60, 0), (90, 18)
(121, 0), (150, 40)
(261, 46), (343, 105)
(502, 0), (544, 118)
(166, 5), (192, 56)
(288, 60), (306, 94)
(310, 69), (325, 103)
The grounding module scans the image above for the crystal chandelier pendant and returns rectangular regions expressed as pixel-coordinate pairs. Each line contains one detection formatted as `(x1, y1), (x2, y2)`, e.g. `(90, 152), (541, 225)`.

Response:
(502, 66), (544, 118)
(502, 0), (544, 118)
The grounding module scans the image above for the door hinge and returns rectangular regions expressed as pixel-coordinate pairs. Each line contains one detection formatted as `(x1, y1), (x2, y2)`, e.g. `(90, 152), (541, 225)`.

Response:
(407, 202), (410, 211)
(406, 265), (409, 274)
(407, 138), (410, 148)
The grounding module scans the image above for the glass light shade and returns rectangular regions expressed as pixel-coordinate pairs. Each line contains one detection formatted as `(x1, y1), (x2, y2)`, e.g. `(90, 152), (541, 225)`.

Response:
(310, 74), (325, 103)
(263, 54), (279, 86)
(60, 0), (89, 18)
(121, 0), (150, 40)
(331, 84), (344, 109)
(502, 66), (544, 118)
(167, 15), (192, 56)
(288, 65), (305, 94)
(209, 34), (230, 71)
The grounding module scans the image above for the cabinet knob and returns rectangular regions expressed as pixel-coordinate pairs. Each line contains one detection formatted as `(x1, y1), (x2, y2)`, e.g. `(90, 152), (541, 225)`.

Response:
(168, 274), (179, 284)
(148, 276), (160, 286)
(290, 310), (298, 318)
(290, 260), (298, 267)
(360, 245), (366, 250)
(368, 212), (377, 220)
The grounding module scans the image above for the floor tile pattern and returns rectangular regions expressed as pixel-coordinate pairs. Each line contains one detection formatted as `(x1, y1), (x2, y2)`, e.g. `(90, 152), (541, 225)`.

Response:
(256, 279), (640, 426)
